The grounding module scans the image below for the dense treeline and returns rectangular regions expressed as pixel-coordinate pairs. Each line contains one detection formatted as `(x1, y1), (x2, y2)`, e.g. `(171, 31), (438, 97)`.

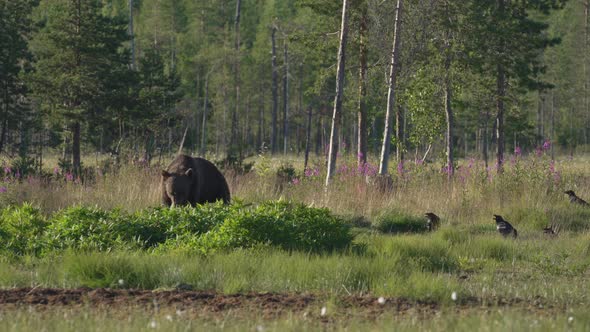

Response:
(0, 0), (584, 175)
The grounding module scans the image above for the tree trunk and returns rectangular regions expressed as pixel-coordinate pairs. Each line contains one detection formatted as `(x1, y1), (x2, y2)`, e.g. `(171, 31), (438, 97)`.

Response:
(444, 37), (454, 178)
(201, 72), (209, 156)
(0, 83), (8, 154)
(258, 79), (265, 150)
(129, 0), (136, 70)
(585, 1), (589, 149)
(72, 121), (81, 175)
(303, 108), (313, 171)
(496, 63), (505, 172)
(325, 0), (349, 186)
(444, 79), (454, 178)
(537, 93), (543, 144)
(378, 0), (403, 175)
(230, 0), (242, 157)
(271, 27), (278, 154)
(315, 112), (322, 156)
(395, 105), (403, 162)
(551, 92), (555, 160)
(283, 41), (289, 155)
(357, 7), (368, 166)
(496, 0), (506, 172)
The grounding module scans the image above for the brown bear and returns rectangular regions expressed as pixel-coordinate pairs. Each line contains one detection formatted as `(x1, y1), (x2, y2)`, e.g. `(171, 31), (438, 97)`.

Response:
(161, 154), (231, 206)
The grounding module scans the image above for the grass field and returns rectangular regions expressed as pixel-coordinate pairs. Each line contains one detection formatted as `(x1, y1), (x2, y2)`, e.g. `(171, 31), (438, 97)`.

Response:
(0, 151), (590, 330)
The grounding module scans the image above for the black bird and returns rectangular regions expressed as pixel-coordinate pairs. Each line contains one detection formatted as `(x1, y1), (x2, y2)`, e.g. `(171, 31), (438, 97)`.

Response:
(564, 190), (590, 206)
(425, 212), (440, 232)
(493, 215), (518, 238)
(543, 224), (560, 236)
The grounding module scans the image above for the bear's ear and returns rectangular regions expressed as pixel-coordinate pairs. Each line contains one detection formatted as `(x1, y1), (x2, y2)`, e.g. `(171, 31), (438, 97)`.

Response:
(185, 168), (193, 177)
(161, 170), (171, 178)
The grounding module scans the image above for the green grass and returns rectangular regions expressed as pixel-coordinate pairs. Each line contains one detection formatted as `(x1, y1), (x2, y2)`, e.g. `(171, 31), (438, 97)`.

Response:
(1, 153), (590, 328)
(0, 229), (589, 305)
(0, 307), (587, 331)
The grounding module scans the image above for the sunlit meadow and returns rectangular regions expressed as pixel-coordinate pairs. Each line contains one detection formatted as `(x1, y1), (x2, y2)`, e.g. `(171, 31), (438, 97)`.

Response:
(1, 142), (590, 330)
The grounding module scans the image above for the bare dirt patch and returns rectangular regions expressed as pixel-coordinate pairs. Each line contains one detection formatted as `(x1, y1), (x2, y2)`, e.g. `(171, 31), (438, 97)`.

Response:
(0, 287), (565, 318)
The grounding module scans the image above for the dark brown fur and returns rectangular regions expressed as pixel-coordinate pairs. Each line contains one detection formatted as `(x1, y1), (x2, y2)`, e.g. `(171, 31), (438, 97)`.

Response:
(425, 212), (440, 232)
(161, 155), (230, 206)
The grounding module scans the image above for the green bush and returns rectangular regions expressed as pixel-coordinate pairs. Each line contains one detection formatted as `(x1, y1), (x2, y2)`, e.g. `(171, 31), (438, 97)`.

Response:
(0, 203), (46, 256)
(162, 201), (353, 253)
(0, 201), (353, 256)
(374, 210), (427, 234)
(45, 206), (147, 252)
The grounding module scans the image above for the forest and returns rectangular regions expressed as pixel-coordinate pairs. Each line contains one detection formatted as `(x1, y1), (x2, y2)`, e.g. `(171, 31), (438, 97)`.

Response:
(0, 0), (583, 176)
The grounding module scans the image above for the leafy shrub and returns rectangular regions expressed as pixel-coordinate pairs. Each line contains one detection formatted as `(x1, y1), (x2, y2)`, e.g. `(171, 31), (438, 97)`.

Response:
(0, 203), (47, 256)
(133, 202), (233, 241)
(162, 201), (353, 253)
(45, 206), (147, 252)
(374, 210), (427, 234)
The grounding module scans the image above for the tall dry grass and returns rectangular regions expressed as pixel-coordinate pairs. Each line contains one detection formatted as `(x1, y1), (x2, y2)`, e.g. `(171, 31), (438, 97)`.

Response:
(1, 151), (588, 231)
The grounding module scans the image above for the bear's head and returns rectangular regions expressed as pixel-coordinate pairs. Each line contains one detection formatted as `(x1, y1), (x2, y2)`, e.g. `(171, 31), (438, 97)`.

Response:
(161, 168), (195, 206)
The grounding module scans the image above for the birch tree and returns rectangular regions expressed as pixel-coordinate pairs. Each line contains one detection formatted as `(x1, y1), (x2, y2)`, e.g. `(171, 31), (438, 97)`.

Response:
(325, 0), (349, 187)
(378, 0), (403, 175)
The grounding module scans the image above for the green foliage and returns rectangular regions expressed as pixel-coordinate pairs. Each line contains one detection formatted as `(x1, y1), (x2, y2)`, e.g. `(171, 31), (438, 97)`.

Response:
(163, 201), (353, 253)
(0, 203), (46, 256)
(45, 206), (147, 252)
(374, 209), (427, 234)
(0, 201), (353, 256)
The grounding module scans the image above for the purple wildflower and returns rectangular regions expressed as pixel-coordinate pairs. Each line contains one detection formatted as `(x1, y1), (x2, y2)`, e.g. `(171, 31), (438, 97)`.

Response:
(514, 146), (522, 156)
(441, 165), (451, 175)
(53, 166), (60, 175)
(549, 161), (556, 173)
(313, 168), (320, 176)
(14, 171), (20, 179)
(292, 178), (300, 185)
(3, 167), (10, 174)
(357, 152), (364, 160)
(542, 140), (551, 151)
(338, 164), (348, 174)
(65, 172), (74, 182)
(397, 161), (404, 176)
(0, 187), (7, 193)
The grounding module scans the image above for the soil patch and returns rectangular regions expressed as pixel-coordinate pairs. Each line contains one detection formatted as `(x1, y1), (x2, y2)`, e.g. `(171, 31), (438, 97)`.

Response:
(0, 287), (565, 318)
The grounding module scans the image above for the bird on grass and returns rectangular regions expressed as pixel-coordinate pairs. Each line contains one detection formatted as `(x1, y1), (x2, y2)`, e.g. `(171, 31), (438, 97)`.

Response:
(564, 190), (590, 207)
(543, 224), (560, 236)
(425, 212), (440, 232)
(493, 215), (518, 238)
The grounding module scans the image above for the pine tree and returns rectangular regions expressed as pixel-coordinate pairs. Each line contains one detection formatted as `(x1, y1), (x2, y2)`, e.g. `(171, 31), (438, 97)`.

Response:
(29, 0), (130, 174)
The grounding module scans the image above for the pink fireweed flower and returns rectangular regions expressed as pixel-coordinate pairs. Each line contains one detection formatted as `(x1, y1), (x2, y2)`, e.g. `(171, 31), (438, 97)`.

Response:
(441, 165), (452, 175)
(3, 166), (10, 174)
(304, 168), (313, 177)
(65, 172), (74, 182)
(53, 166), (60, 175)
(337, 164), (348, 174)
(357, 152), (364, 160)
(542, 140), (551, 151)
(514, 146), (522, 156)
(14, 171), (20, 179)
(397, 161), (404, 176)
(0, 187), (7, 193)
(549, 161), (556, 173)
(292, 178), (300, 185)
(414, 158), (424, 166)
(313, 168), (320, 176)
